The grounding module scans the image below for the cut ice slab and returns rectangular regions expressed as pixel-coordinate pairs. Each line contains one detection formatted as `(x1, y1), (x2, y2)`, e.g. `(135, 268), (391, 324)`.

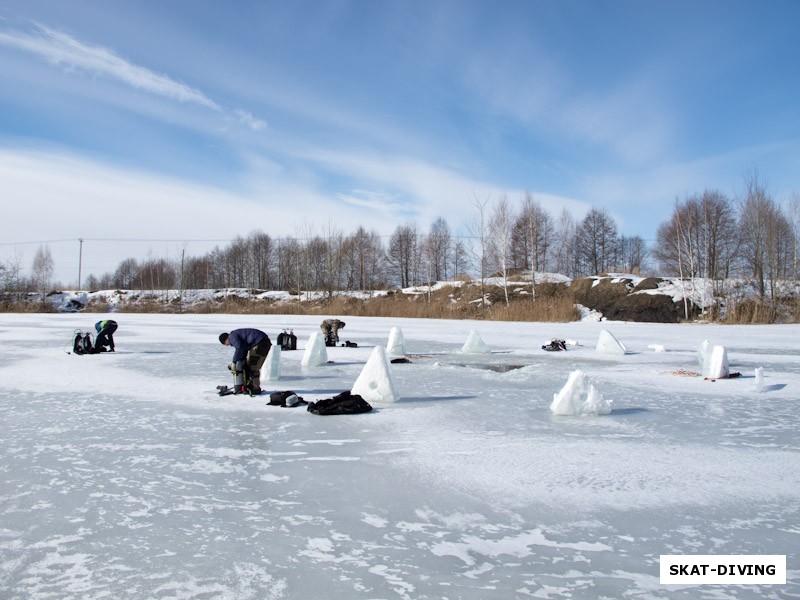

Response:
(595, 329), (627, 356)
(386, 326), (407, 357)
(550, 369), (612, 416)
(351, 345), (400, 404)
(301, 331), (328, 367)
(264, 344), (281, 380)
(461, 329), (491, 354)
(705, 345), (730, 379)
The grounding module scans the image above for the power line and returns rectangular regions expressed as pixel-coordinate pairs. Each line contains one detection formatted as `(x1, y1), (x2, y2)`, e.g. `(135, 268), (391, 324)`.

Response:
(0, 238), (79, 246)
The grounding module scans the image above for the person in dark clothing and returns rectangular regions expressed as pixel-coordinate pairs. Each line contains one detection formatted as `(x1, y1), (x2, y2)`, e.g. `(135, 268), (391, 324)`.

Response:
(219, 328), (272, 395)
(320, 319), (345, 347)
(94, 320), (118, 352)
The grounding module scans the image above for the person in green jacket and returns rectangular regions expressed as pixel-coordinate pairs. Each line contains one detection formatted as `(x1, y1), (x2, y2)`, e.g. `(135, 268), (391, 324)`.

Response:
(94, 320), (118, 352)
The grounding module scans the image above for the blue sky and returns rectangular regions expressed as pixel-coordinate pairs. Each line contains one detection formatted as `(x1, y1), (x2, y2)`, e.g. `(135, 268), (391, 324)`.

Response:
(1, 0), (799, 283)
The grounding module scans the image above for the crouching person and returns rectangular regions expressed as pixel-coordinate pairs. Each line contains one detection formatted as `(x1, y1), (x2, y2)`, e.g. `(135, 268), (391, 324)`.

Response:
(320, 318), (345, 347)
(219, 328), (272, 395)
(94, 319), (118, 352)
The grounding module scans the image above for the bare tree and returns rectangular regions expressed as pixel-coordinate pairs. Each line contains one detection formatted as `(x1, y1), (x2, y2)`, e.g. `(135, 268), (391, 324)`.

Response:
(83, 274), (100, 292)
(654, 198), (700, 318)
(182, 255), (212, 289)
(737, 169), (790, 298)
(324, 222), (345, 295)
(553, 209), (579, 278)
(0, 252), (24, 300)
(112, 258), (139, 289)
(31, 244), (54, 303)
(424, 217), (452, 281)
(342, 226), (385, 291)
(617, 235), (650, 274)
(450, 235), (470, 279)
(249, 230), (275, 289)
(788, 192), (800, 279)
(512, 192), (554, 300)
(133, 257), (177, 291)
(576, 207), (618, 276)
(697, 190), (739, 293)
(387, 223), (419, 288)
(467, 192), (490, 308)
(272, 236), (302, 295)
(488, 195), (513, 305)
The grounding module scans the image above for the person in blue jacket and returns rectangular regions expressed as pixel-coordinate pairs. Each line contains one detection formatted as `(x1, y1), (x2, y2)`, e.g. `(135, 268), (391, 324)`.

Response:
(219, 328), (272, 395)
(94, 319), (118, 352)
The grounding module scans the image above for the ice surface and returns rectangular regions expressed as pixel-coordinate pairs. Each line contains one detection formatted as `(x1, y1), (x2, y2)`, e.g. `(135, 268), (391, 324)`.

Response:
(350, 345), (400, 404)
(386, 326), (407, 357)
(1, 313), (799, 599)
(461, 329), (491, 354)
(301, 330), (328, 367)
(595, 329), (627, 355)
(264, 343), (281, 380)
(550, 369), (612, 415)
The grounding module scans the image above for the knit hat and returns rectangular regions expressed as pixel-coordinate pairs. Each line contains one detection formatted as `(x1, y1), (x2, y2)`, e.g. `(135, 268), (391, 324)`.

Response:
(219, 332), (229, 344)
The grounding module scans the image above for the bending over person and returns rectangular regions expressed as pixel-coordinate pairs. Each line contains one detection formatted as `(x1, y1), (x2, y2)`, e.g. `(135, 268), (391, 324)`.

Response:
(94, 320), (118, 352)
(219, 328), (272, 395)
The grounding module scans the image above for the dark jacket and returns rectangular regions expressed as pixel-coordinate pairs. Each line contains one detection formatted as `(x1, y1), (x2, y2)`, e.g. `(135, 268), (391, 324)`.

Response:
(95, 320), (117, 332)
(228, 328), (269, 362)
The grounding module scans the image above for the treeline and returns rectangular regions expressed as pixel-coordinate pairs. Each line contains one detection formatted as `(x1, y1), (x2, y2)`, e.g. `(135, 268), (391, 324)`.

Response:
(3, 172), (799, 301)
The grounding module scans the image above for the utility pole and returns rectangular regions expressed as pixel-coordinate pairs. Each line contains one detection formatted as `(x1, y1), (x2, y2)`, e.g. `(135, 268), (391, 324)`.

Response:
(179, 246), (185, 313)
(78, 238), (84, 290)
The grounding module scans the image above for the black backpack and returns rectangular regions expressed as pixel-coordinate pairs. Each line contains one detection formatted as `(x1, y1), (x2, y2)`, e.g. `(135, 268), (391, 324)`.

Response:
(72, 331), (96, 355)
(307, 391), (373, 416)
(267, 390), (307, 407)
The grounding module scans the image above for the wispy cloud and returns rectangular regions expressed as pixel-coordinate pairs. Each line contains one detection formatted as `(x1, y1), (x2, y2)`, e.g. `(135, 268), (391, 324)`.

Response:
(301, 145), (593, 228)
(458, 33), (674, 166)
(0, 23), (221, 110)
(336, 189), (406, 215)
(234, 109), (267, 131)
(0, 21), (274, 136)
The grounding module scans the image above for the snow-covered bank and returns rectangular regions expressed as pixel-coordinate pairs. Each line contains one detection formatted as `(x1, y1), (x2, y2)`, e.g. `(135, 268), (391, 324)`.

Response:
(32, 272), (800, 326)
(1, 313), (798, 599)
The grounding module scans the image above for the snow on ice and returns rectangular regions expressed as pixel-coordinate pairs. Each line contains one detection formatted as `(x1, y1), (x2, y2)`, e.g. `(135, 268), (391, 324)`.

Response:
(1, 313), (799, 599)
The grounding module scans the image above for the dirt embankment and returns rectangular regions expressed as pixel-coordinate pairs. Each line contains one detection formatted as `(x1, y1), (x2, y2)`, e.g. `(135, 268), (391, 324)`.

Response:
(570, 277), (698, 323)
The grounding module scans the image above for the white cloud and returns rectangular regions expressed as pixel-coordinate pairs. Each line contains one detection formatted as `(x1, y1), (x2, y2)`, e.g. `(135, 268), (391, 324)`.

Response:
(0, 22), (272, 137)
(298, 145), (593, 228)
(0, 23), (221, 110)
(0, 147), (414, 280)
(235, 109), (267, 131)
(336, 189), (406, 215)
(557, 76), (674, 164)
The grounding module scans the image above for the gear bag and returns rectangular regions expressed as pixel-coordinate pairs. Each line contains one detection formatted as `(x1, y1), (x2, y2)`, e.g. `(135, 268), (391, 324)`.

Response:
(307, 391), (372, 416)
(268, 390), (307, 407)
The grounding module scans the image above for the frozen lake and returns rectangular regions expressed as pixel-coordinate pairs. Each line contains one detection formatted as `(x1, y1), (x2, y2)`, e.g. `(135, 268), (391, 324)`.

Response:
(1, 313), (798, 599)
